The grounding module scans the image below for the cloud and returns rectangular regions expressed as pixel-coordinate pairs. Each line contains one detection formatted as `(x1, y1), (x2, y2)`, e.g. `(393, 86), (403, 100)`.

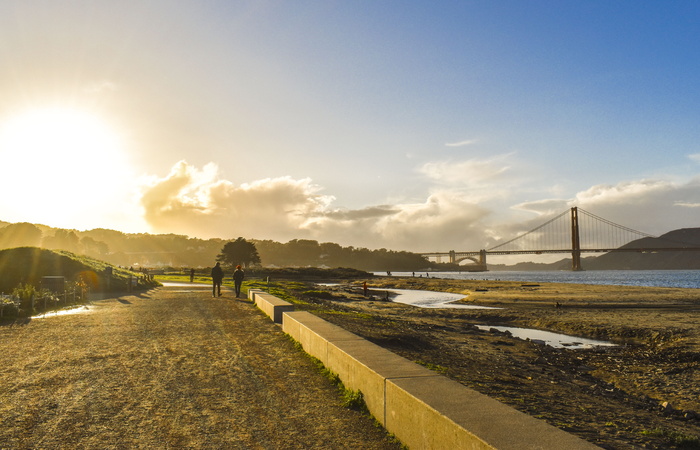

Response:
(513, 199), (570, 216)
(689, 153), (700, 164)
(139, 161), (700, 255)
(320, 206), (398, 221)
(140, 161), (333, 240)
(138, 161), (496, 251)
(302, 190), (492, 251)
(418, 153), (514, 187)
(84, 80), (118, 95)
(674, 201), (700, 208)
(445, 139), (478, 147)
(515, 177), (700, 237)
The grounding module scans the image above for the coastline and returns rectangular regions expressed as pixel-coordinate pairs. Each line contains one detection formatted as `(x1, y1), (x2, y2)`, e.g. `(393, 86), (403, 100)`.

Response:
(297, 277), (700, 448)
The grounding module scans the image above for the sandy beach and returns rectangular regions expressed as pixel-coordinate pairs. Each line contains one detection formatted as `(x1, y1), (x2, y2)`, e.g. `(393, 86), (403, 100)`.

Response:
(298, 277), (700, 449)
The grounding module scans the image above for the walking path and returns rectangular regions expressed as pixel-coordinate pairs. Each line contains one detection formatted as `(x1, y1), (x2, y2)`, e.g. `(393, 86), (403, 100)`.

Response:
(0, 284), (400, 449)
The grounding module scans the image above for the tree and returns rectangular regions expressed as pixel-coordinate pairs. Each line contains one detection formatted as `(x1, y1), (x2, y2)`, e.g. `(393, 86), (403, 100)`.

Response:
(0, 223), (43, 249)
(217, 237), (261, 268)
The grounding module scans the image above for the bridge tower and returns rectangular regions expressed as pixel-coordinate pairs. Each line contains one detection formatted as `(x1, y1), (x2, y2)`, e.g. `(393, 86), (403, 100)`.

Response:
(571, 207), (582, 271)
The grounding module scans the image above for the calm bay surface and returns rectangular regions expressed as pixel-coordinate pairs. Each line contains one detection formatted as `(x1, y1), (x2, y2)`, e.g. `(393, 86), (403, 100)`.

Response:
(378, 270), (700, 289)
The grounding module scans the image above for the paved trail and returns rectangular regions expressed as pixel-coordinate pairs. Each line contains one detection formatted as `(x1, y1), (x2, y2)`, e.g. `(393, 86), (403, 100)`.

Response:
(0, 284), (400, 449)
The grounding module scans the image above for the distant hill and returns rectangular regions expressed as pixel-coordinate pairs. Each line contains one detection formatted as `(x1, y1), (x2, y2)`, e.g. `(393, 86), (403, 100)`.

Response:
(0, 247), (158, 292)
(586, 228), (700, 270)
(491, 228), (700, 271)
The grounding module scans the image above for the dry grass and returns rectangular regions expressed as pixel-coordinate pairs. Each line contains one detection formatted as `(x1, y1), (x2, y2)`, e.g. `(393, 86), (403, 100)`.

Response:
(0, 284), (401, 449)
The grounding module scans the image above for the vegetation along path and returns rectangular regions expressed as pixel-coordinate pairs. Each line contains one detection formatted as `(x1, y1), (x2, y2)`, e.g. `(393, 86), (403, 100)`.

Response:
(0, 283), (401, 449)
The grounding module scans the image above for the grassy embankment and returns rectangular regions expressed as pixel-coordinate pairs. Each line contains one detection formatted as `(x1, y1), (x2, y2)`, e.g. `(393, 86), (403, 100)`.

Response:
(0, 247), (160, 318)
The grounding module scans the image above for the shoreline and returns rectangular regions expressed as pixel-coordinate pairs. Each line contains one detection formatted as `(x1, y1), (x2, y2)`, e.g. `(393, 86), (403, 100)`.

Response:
(297, 277), (700, 448)
(373, 269), (700, 290)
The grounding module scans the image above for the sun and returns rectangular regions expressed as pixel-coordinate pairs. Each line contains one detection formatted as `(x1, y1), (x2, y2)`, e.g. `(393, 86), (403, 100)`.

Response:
(0, 107), (125, 167)
(0, 106), (135, 227)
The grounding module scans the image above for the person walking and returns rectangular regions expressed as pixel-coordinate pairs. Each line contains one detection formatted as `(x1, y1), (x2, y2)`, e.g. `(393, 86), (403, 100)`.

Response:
(211, 262), (224, 297)
(232, 265), (245, 298)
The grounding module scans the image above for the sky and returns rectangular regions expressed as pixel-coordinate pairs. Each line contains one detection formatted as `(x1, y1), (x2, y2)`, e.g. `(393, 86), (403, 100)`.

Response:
(0, 0), (699, 261)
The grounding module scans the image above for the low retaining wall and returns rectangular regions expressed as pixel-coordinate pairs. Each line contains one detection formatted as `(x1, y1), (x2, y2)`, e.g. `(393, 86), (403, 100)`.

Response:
(249, 289), (295, 324)
(254, 291), (598, 449)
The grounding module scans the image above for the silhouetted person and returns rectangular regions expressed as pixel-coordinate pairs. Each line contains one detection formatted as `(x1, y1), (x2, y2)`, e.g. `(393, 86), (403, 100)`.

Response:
(190, 268), (195, 283)
(233, 265), (245, 298)
(211, 262), (224, 297)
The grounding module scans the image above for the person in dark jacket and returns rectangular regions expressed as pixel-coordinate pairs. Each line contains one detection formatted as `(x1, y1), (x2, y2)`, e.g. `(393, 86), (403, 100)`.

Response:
(232, 265), (245, 298)
(211, 262), (224, 297)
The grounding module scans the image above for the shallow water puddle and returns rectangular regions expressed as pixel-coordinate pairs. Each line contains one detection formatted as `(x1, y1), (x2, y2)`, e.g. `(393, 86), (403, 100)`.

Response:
(32, 305), (91, 319)
(475, 325), (617, 349)
(161, 282), (211, 288)
(387, 289), (501, 309)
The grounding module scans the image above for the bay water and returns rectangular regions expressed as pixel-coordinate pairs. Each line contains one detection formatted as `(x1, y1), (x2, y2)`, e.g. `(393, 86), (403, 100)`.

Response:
(378, 270), (700, 289)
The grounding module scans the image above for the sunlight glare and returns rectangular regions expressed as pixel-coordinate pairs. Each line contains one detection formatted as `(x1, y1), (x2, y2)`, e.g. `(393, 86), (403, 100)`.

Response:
(0, 107), (135, 226)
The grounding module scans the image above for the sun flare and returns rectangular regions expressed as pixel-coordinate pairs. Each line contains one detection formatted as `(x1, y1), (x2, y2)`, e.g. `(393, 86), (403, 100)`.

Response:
(0, 106), (135, 226)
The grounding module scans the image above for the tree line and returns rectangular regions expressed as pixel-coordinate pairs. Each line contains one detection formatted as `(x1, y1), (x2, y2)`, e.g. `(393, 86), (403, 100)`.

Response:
(0, 222), (451, 272)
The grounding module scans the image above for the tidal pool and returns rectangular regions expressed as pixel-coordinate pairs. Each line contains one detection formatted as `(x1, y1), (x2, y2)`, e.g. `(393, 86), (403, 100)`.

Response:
(32, 305), (91, 319)
(475, 325), (617, 349)
(387, 289), (501, 310)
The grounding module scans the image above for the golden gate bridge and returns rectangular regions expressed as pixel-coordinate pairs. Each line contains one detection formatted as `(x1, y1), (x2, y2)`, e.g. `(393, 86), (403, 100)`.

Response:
(421, 207), (700, 271)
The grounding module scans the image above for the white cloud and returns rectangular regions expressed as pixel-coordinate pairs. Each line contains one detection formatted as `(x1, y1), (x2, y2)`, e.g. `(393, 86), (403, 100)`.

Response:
(138, 161), (700, 255)
(513, 199), (570, 216)
(140, 160), (333, 241)
(689, 153), (700, 164)
(84, 80), (118, 94)
(514, 177), (700, 238)
(138, 161), (496, 251)
(445, 139), (478, 147)
(418, 153), (515, 187)
(674, 201), (700, 208)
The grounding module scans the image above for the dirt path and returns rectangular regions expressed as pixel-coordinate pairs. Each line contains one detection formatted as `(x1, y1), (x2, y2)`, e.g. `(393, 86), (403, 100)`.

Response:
(0, 284), (401, 449)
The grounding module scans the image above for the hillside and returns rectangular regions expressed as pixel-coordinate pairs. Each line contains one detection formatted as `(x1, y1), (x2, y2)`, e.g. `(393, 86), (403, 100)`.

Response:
(588, 228), (700, 270)
(0, 247), (158, 292)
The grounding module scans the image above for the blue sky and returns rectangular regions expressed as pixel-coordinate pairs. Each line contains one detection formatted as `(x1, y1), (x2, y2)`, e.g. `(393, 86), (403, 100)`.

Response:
(0, 1), (698, 259)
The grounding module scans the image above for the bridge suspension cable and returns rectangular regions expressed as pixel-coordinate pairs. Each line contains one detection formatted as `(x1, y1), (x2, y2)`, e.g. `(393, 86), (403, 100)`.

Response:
(487, 207), (658, 253)
(487, 209), (571, 252)
(577, 208), (658, 249)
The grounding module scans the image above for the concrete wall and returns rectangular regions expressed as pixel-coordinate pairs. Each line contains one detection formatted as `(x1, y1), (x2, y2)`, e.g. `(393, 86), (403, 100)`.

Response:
(255, 292), (599, 449)
(251, 290), (295, 324)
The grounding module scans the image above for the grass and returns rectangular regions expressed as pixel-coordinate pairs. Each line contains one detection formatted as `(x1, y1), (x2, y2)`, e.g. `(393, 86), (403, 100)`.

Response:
(641, 428), (700, 449)
(321, 310), (375, 320)
(286, 335), (368, 413)
(414, 360), (449, 375)
(155, 274), (209, 284)
(302, 290), (335, 299)
(0, 247), (159, 293)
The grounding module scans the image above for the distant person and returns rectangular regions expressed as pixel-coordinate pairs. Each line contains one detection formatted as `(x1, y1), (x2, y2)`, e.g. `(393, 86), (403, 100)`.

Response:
(190, 268), (195, 283)
(232, 265), (245, 298)
(211, 262), (224, 297)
